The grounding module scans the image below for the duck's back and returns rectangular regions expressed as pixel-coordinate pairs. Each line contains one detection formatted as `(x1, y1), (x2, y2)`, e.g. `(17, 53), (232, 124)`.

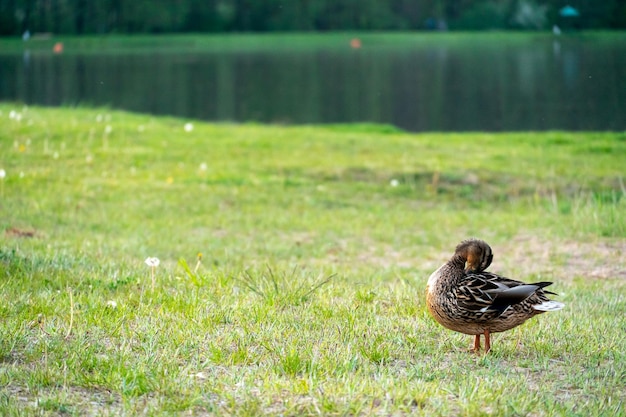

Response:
(427, 268), (563, 335)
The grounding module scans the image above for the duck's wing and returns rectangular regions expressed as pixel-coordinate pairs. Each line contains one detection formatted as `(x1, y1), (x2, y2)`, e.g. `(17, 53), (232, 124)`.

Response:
(456, 272), (554, 315)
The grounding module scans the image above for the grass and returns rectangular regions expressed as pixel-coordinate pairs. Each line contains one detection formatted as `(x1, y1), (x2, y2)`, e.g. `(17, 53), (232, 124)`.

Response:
(2, 31), (625, 55)
(1, 103), (625, 416)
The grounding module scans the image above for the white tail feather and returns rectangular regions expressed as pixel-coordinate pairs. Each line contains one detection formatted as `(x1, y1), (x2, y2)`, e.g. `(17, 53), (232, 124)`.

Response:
(533, 301), (565, 312)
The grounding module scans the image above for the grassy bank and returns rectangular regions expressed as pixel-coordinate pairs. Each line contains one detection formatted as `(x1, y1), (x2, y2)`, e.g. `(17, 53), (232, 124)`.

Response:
(1, 31), (625, 55)
(1, 104), (625, 416)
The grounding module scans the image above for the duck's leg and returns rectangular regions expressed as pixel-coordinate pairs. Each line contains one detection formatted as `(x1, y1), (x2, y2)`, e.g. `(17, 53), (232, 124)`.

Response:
(484, 330), (491, 353)
(473, 334), (481, 352)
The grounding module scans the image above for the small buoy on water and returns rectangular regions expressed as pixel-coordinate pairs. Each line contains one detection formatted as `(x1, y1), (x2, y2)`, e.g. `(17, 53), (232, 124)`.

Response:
(350, 38), (361, 49)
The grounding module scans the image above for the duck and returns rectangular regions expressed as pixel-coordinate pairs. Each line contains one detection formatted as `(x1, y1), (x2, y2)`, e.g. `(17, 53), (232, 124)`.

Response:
(426, 238), (564, 353)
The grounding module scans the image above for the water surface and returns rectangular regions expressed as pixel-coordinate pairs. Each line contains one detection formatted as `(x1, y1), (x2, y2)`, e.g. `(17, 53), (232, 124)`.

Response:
(1, 34), (624, 131)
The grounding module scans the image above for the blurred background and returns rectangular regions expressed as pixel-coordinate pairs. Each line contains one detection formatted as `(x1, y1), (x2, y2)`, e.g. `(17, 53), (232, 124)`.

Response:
(1, 1), (624, 33)
(1, 1), (625, 131)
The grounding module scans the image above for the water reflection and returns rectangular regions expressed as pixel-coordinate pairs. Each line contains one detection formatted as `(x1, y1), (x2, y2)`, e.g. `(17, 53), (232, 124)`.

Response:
(1, 37), (624, 132)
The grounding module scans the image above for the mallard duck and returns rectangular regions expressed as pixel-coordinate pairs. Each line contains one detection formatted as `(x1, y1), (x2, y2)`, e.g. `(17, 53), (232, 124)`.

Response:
(426, 238), (564, 353)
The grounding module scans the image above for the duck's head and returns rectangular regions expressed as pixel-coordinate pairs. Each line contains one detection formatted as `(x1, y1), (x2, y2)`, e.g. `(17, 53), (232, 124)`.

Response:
(455, 238), (493, 273)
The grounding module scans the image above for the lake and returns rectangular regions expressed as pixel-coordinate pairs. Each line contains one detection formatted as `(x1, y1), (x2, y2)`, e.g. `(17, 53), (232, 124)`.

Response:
(1, 33), (624, 132)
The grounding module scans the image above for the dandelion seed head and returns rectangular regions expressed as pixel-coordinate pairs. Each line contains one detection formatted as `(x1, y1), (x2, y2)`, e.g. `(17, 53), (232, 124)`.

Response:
(184, 123), (194, 132)
(199, 163), (208, 171)
(96, 114), (103, 123)
(390, 179), (399, 187)
(104, 125), (113, 134)
(106, 300), (118, 309)
(53, 151), (59, 159)
(0, 169), (6, 179)
(137, 125), (145, 132)
(145, 257), (160, 267)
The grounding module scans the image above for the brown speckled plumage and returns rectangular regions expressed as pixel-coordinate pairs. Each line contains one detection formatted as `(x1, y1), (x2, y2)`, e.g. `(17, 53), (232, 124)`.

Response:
(426, 238), (564, 353)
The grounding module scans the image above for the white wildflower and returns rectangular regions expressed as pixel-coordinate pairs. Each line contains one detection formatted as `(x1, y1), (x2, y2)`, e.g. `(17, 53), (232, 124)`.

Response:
(145, 257), (160, 291)
(9, 111), (22, 121)
(145, 257), (160, 267)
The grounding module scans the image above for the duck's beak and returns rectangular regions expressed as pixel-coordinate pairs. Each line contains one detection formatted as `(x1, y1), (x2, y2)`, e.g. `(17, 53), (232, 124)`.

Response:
(464, 262), (477, 274)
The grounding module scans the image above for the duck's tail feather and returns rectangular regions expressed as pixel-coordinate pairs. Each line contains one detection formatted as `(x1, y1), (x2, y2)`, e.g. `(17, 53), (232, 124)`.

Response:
(533, 300), (565, 311)
(531, 281), (559, 296)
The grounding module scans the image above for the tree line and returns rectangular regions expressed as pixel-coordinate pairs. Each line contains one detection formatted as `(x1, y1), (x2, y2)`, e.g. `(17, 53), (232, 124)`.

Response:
(1, 0), (624, 36)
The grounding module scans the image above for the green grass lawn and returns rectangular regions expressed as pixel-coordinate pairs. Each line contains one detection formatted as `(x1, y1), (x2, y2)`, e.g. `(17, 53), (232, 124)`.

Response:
(2, 31), (625, 55)
(1, 103), (625, 416)
(0, 32), (550, 54)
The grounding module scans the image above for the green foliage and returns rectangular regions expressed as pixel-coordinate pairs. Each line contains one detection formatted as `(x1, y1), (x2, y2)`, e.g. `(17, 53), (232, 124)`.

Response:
(0, 104), (625, 415)
(451, 1), (509, 30)
(1, 0), (624, 35)
(236, 266), (334, 307)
